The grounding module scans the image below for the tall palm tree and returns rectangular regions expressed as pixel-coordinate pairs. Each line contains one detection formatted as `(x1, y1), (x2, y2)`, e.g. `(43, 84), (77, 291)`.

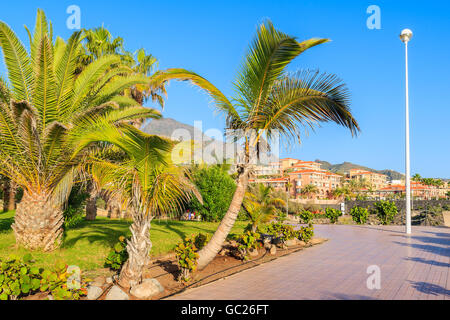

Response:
(190, 20), (360, 269)
(0, 10), (160, 251)
(88, 129), (201, 288)
(0, 78), (16, 212)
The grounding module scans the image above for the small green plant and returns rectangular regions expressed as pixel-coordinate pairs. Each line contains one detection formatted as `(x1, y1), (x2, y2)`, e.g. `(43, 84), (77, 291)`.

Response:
(298, 223), (314, 243)
(104, 236), (129, 270)
(40, 261), (88, 300)
(0, 254), (41, 300)
(276, 210), (287, 223)
(0, 254), (87, 300)
(298, 210), (314, 224)
(174, 236), (200, 282)
(373, 200), (398, 225)
(350, 206), (369, 224)
(236, 231), (261, 260)
(325, 208), (342, 224)
(193, 233), (210, 251)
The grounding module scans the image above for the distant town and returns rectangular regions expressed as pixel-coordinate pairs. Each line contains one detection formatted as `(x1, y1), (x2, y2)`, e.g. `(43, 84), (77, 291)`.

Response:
(251, 158), (450, 201)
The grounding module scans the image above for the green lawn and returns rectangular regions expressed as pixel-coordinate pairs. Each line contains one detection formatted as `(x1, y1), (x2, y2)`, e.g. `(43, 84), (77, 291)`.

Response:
(0, 211), (246, 272)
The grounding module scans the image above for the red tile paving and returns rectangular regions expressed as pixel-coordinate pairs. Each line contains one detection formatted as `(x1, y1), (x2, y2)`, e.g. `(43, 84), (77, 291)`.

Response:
(168, 225), (450, 300)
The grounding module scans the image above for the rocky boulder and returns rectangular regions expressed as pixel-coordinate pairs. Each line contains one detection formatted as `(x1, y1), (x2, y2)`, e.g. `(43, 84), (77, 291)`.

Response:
(105, 285), (129, 300)
(130, 279), (164, 299)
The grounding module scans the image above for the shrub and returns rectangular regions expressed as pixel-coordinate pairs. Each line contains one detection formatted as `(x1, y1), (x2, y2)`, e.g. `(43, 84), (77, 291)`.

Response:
(275, 211), (287, 223)
(325, 208), (342, 224)
(104, 236), (129, 270)
(373, 200), (398, 225)
(305, 204), (322, 213)
(174, 236), (200, 282)
(63, 206), (85, 229)
(263, 222), (299, 242)
(298, 210), (314, 224)
(63, 184), (89, 229)
(0, 254), (87, 300)
(188, 166), (236, 222)
(298, 223), (314, 243)
(350, 206), (369, 224)
(236, 231), (261, 260)
(193, 233), (210, 251)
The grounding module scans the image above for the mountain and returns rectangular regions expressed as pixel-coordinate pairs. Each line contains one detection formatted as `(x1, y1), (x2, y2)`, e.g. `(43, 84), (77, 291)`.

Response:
(142, 118), (278, 164)
(141, 118), (207, 140)
(315, 160), (405, 181)
(141, 118), (406, 180)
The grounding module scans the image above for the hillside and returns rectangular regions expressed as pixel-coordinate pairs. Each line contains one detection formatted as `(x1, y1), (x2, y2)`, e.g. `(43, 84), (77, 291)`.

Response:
(315, 160), (404, 180)
(142, 118), (406, 180)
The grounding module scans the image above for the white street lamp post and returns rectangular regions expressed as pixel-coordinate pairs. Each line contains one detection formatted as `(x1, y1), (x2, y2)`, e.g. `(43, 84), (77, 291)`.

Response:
(400, 29), (413, 234)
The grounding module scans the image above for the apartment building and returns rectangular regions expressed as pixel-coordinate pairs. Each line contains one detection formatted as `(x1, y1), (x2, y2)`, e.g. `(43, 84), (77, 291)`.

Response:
(249, 177), (289, 191)
(379, 181), (441, 200)
(287, 169), (343, 199)
(348, 168), (388, 190)
(253, 161), (282, 176)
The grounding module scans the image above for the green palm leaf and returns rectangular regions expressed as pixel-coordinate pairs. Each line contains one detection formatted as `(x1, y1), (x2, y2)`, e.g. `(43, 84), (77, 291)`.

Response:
(0, 21), (33, 101)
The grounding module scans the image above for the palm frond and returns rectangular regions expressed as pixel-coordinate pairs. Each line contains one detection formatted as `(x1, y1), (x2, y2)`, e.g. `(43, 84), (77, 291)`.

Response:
(32, 34), (57, 132)
(235, 20), (328, 122)
(0, 21), (33, 101)
(258, 70), (359, 143)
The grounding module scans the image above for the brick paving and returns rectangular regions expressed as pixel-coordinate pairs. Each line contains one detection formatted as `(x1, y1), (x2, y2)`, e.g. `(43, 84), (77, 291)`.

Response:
(168, 225), (450, 300)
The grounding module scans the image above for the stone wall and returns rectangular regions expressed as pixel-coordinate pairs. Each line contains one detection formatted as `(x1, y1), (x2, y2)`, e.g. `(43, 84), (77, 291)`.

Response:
(344, 199), (450, 226)
(344, 199), (450, 215)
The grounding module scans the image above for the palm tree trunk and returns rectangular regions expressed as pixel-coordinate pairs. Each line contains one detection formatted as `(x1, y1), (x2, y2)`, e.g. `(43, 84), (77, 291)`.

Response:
(107, 195), (121, 219)
(85, 185), (98, 221)
(11, 191), (64, 251)
(197, 165), (250, 269)
(118, 214), (153, 288)
(3, 179), (16, 212)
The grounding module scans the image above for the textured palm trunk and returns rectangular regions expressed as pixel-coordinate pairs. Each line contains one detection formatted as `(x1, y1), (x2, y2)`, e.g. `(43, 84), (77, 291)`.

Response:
(85, 186), (98, 221)
(107, 195), (121, 219)
(197, 165), (250, 269)
(118, 214), (153, 288)
(11, 191), (64, 251)
(3, 179), (16, 212)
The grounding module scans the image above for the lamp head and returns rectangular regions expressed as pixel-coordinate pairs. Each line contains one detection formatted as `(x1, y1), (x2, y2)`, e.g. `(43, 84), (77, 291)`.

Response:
(400, 29), (413, 43)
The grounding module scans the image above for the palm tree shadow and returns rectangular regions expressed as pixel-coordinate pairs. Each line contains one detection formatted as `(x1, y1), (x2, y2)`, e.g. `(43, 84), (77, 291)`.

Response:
(404, 257), (450, 268)
(0, 213), (14, 233)
(409, 281), (450, 297)
(62, 219), (133, 248)
(393, 241), (450, 258)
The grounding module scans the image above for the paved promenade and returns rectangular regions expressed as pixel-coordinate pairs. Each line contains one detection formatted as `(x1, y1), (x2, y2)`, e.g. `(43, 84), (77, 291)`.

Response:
(169, 225), (450, 300)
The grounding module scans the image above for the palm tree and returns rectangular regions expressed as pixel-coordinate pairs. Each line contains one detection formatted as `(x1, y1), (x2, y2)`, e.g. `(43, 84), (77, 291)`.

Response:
(0, 10), (160, 251)
(300, 184), (319, 199)
(76, 25), (125, 72)
(242, 197), (276, 232)
(88, 129), (201, 288)
(0, 79), (16, 212)
(249, 183), (285, 208)
(243, 183), (284, 231)
(192, 20), (359, 269)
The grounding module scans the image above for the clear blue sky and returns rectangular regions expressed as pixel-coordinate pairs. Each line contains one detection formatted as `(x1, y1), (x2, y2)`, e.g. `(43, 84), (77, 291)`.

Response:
(1, 0), (449, 178)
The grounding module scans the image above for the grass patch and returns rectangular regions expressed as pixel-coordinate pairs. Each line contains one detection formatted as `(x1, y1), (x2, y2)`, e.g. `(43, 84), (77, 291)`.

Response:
(0, 211), (246, 271)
